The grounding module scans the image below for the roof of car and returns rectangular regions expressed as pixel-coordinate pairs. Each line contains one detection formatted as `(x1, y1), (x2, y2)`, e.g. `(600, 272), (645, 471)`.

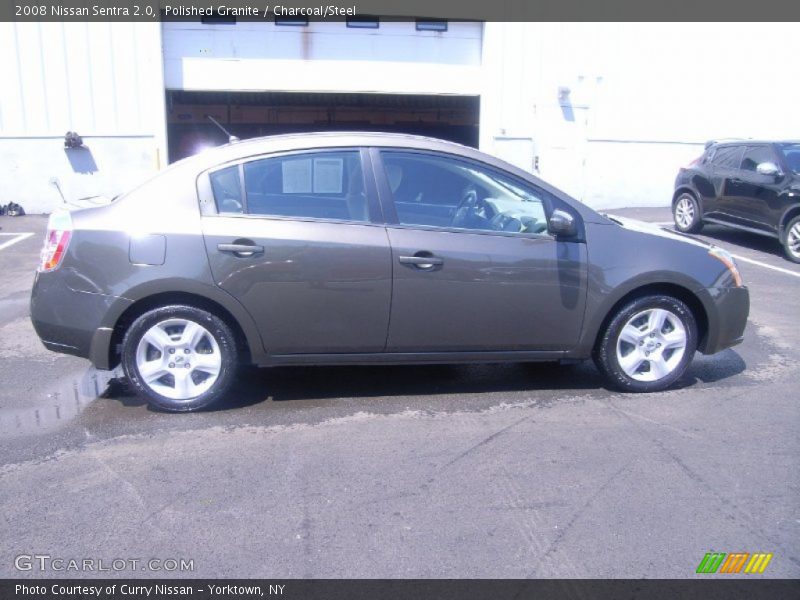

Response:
(710, 139), (800, 148)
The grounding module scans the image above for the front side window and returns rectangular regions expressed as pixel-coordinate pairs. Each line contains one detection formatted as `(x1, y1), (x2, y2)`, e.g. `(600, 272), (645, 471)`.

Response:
(238, 151), (368, 221)
(740, 146), (779, 172)
(778, 143), (800, 174)
(380, 151), (549, 236)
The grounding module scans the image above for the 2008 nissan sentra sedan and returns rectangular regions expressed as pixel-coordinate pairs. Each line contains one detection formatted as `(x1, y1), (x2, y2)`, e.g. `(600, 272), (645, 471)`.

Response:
(30, 133), (749, 412)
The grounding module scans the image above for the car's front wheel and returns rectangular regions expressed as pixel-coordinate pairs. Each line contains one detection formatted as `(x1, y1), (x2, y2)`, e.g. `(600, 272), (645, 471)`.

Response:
(782, 215), (800, 264)
(673, 192), (703, 233)
(594, 295), (697, 392)
(121, 305), (239, 412)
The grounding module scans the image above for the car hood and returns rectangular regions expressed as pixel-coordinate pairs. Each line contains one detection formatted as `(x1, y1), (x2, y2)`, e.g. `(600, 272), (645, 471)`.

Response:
(605, 215), (712, 249)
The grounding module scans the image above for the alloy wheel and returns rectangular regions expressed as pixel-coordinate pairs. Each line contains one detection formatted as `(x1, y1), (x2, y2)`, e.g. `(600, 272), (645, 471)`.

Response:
(135, 318), (222, 401)
(675, 197), (695, 230)
(615, 308), (687, 382)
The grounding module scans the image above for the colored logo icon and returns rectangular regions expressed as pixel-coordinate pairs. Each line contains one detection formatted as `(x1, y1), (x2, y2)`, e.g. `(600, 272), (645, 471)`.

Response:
(696, 552), (773, 574)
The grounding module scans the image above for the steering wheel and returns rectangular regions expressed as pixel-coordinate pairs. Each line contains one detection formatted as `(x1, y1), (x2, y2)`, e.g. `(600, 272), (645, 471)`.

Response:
(451, 187), (480, 228)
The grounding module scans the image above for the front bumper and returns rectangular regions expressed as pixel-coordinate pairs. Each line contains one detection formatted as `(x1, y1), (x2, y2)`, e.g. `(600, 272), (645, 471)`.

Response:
(698, 285), (750, 355)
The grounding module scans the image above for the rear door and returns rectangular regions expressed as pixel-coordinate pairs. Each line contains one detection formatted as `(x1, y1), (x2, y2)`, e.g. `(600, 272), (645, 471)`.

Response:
(199, 148), (392, 355)
(707, 144), (746, 222)
(374, 149), (588, 353)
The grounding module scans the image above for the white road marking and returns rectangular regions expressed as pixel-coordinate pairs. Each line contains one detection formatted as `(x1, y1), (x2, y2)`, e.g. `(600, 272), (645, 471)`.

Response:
(727, 253), (800, 279)
(0, 232), (34, 251)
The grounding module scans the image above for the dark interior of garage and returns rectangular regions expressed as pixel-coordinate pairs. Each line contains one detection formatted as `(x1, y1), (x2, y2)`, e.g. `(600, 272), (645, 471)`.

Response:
(165, 90), (480, 163)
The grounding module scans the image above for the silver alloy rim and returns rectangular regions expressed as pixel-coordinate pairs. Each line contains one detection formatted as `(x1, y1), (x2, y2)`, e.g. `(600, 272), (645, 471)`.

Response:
(788, 222), (800, 258)
(674, 197), (695, 229)
(135, 318), (222, 401)
(615, 308), (687, 382)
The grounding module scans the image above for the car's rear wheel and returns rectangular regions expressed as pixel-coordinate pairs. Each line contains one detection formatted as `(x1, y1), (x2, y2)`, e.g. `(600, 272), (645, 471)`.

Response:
(673, 193), (703, 233)
(594, 295), (697, 392)
(781, 215), (800, 263)
(121, 305), (239, 412)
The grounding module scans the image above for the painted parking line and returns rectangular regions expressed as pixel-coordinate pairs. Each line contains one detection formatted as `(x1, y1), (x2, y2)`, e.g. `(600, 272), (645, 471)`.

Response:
(726, 253), (800, 279)
(0, 232), (35, 251)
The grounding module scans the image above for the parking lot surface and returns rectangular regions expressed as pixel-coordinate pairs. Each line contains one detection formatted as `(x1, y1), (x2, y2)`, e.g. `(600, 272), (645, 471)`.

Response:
(0, 210), (798, 578)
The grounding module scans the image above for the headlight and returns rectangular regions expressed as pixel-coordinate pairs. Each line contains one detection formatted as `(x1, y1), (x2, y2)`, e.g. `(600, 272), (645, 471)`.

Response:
(708, 247), (743, 287)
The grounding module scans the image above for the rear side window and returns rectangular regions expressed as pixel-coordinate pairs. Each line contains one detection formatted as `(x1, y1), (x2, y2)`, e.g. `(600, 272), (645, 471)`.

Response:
(710, 146), (744, 169)
(740, 146), (778, 172)
(210, 166), (243, 214)
(210, 151), (369, 222)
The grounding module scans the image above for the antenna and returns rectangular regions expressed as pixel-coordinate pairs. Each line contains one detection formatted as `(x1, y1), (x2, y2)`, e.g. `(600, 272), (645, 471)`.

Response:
(205, 115), (240, 143)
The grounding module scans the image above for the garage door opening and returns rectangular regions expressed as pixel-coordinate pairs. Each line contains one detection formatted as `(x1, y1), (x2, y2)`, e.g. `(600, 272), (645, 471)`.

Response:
(166, 91), (479, 163)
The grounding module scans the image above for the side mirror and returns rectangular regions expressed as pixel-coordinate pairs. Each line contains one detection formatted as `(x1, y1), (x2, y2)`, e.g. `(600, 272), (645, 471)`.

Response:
(548, 209), (577, 237)
(756, 161), (781, 177)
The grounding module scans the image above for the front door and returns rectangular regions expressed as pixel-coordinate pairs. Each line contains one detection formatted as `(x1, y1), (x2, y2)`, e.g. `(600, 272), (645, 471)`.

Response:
(375, 150), (588, 353)
(726, 144), (786, 232)
(199, 149), (392, 355)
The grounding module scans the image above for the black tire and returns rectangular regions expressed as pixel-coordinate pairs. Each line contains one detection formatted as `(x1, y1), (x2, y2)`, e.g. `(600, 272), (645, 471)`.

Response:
(781, 215), (800, 264)
(121, 305), (239, 412)
(593, 295), (698, 393)
(672, 192), (703, 233)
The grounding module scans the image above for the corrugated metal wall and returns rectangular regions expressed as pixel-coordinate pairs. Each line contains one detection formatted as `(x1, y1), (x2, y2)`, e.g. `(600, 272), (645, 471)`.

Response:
(0, 22), (165, 213)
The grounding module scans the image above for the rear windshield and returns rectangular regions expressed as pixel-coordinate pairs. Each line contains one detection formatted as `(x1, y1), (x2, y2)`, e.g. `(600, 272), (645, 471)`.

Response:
(778, 143), (800, 174)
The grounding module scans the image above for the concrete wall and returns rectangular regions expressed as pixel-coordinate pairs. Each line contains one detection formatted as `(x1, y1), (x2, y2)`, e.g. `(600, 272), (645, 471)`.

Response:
(480, 22), (800, 208)
(0, 22), (166, 213)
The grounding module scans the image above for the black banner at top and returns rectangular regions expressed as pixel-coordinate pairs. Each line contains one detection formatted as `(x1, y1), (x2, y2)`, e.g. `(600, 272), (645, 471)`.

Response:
(2, 579), (800, 600)
(4, 0), (800, 22)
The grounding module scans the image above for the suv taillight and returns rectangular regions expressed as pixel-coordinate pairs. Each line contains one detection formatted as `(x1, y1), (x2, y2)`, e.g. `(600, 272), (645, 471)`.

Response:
(38, 211), (73, 272)
(685, 155), (703, 168)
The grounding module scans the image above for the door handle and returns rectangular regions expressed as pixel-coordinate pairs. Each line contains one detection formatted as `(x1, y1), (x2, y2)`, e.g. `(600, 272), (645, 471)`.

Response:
(398, 253), (443, 270)
(217, 242), (264, 257)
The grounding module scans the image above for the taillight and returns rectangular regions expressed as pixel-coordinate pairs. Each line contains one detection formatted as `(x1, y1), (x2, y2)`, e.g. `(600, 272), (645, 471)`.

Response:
(38, 211), (73, 272)
(685, 155), (703, 168)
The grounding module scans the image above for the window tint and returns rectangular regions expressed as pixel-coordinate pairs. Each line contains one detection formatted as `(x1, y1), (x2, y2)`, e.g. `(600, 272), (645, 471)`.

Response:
(381, 151), (549, 235)
(709, 145), (744, 169)
(210, 166), (243, 214)
(241, 151), (369, 222)
(779, 143), (800, 174)
(741, 146), (778, 172)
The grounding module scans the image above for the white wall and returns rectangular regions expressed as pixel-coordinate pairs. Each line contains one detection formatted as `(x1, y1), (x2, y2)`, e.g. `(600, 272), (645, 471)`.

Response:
(480, 23), (800, 209)
(162, 20), (483, 95)
(0, 22), (166, 213)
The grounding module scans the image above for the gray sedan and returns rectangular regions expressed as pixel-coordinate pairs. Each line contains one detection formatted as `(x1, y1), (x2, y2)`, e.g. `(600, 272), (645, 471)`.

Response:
(30, 133), (749, 411)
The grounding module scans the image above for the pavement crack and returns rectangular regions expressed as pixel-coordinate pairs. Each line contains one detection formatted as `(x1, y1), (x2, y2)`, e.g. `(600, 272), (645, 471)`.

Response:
(442, 415), (530, 469)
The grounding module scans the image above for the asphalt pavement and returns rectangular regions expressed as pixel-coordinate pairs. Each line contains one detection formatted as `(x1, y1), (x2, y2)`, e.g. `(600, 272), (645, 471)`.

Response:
(0, 210), (797, 578)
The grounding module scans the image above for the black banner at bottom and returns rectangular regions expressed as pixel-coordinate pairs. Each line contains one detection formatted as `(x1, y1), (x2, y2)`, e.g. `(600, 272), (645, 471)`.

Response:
(2, 579), (799, 600)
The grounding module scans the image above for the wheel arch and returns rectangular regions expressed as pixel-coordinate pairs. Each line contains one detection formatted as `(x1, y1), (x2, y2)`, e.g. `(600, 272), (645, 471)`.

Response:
(778, 204), (800, 242)
(591, 282), (709, 355)
(106, 290), (260, 370)
(672, 187), (699, 208)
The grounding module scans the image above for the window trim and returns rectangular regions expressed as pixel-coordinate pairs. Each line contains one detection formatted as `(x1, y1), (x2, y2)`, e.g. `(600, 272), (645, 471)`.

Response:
(415, 19), (448, 32)
(198, 147), (382, 226)
(369, 147), (563, 241)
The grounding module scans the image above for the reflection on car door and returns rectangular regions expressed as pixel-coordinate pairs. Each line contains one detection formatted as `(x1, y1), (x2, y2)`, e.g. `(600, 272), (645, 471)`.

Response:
(708, 145), (746, 223)
(726, 145), (786, 232)
(199, 149), (392, 355)
(375, 150), (588, 353)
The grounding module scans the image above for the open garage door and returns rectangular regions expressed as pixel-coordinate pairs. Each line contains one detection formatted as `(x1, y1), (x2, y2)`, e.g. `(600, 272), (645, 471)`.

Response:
(166, 91), (480, 163)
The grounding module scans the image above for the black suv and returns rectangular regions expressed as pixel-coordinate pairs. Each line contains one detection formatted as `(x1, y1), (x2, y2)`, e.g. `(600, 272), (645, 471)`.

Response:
(672, 140), (800, 262)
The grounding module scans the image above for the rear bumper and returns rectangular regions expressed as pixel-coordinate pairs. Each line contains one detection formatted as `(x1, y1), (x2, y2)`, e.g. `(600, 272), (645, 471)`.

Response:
(30, 271), (130, 369)
(698, 285), (750, 355)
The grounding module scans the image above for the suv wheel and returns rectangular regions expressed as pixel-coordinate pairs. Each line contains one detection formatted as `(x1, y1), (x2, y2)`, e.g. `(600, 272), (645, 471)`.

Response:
(121, 305), (239, 412)
(673, 193), (703, 233)
(782, 215), (800, 263)
(594, 295), (697, 392)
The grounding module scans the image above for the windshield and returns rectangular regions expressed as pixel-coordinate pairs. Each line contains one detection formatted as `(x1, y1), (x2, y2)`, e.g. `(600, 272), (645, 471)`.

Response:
(778, 143), (800, 174)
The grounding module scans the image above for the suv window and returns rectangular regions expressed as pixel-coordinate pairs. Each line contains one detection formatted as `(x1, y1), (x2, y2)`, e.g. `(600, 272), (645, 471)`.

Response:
(709, 145), (744, 169)
(211, 151), (369, 222)
(740, 145), (778, 172)
(380, 151), (549, 235)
